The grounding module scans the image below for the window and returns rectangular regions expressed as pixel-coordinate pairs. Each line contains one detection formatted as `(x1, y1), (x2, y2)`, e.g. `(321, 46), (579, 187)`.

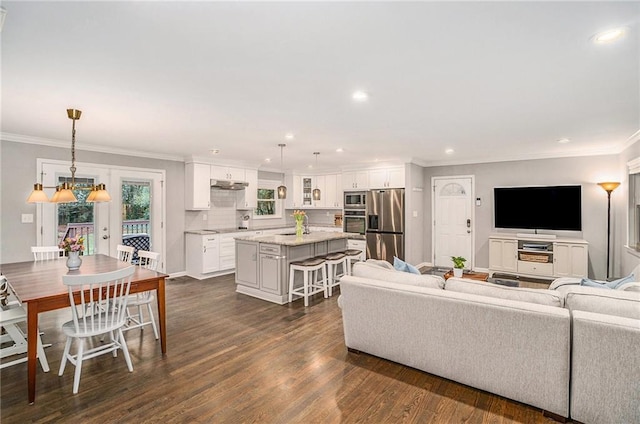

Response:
(254, 180), (282, 219)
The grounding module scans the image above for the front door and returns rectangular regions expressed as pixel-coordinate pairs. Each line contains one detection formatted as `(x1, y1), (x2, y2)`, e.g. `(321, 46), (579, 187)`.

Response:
(432, 176), (474, 269)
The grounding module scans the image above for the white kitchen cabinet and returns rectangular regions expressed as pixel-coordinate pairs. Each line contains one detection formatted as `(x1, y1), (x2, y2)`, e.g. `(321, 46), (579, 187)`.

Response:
(219, 233), (237, 270)
(284, 174), (303, 209)
(369, 166), (405, 189)
(237, 168), (258, 210)
(185, 233), (220, 278)
(185, 162), (211, 210)
(343, 171), (369, 191)
(489, 238), (518, 273)
(211, 165), (245, 181)
(554, 242), (589, 278)
(323, 174), (343, 208)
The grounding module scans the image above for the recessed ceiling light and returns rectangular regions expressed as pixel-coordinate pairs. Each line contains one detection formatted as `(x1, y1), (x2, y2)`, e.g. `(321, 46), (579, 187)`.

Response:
(336, 148), (344, 153)
(593, 27), (627, 44)
(557, 138), (571, 144)
(265, 158), (271, 162)
(285, 133), (294, 140)
(445, 148), (454, 155)
(352, 91), (369, 102)
(210, 149), (220, 155)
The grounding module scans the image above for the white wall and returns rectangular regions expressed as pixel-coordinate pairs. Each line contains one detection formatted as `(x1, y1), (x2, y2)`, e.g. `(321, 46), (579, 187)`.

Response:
(423, 155), (619, 279)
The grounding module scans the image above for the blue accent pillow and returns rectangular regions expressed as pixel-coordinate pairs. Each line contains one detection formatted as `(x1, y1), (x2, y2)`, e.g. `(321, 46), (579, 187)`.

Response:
(579, 274), (635, 290)
(393, 257), (421, 275)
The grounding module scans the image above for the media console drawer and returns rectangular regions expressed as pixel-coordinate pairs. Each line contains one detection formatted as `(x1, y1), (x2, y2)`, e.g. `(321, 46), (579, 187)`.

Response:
(517, 260), (553, 276)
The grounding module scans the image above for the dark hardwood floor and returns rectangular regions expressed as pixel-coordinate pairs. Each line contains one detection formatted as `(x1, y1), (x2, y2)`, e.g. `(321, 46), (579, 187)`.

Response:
(1, 274), (562, 423)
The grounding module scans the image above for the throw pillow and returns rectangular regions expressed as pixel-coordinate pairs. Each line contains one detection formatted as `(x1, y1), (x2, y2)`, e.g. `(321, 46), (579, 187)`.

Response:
(393, 257), (421, 275)
(579, 274), (635, 290)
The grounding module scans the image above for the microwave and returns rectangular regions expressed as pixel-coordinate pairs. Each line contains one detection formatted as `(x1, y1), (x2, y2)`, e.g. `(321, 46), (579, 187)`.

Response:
(344, 191), (366, 209)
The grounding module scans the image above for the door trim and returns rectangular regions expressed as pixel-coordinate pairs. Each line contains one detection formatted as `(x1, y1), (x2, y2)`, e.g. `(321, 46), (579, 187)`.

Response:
(431, 175), (476, 270)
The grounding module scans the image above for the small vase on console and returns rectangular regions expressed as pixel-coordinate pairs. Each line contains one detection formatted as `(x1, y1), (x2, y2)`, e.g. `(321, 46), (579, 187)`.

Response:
(66, 251), (82, 271)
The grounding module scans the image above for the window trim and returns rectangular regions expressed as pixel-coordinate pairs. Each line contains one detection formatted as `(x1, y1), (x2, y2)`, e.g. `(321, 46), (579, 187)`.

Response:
(253, 179), (283, 220)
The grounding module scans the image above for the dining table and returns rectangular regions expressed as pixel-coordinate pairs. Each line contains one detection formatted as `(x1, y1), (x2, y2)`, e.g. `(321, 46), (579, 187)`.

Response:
(1, 254), (168, 404)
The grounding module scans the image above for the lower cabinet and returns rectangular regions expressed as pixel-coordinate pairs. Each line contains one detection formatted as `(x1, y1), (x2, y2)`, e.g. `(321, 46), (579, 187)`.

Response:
(185, 234), (220, 279)
(488, 235), (588, 279)
(236, 241), (259, 288)
(259, 244), (284, 295)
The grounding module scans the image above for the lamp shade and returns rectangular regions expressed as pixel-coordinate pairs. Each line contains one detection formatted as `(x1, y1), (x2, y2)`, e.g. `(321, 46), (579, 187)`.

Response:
(26, 183), (50, 203)
(56, 188), (78, 203)
(597, 182), (621, 193)
(313, 188), (321, 201)
(277, 185), (287, 199)
(88, 183), (111, 202)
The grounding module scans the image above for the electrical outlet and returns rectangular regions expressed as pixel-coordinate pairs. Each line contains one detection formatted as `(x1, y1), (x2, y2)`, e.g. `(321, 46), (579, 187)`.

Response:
(202, 214), (208, 221)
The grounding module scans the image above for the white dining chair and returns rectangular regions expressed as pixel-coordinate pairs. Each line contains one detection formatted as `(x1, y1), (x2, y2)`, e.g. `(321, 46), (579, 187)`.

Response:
(0, 276), (50, 372)
(123, 250), (160, 340)
(58, 266), (135, 394)
(116, 244), (135, 263)
(31, 246), (63, 261)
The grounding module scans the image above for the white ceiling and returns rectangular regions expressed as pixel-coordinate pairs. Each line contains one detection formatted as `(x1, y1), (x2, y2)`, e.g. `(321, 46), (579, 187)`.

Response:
(1, 1), (639, 173)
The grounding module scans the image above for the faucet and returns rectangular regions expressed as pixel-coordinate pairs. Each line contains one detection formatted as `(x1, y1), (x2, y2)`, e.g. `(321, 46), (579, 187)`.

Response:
(304, 215), (310, 234)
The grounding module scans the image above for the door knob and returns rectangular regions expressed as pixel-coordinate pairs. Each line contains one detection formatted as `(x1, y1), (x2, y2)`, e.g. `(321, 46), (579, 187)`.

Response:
(102, 235), (110, 239)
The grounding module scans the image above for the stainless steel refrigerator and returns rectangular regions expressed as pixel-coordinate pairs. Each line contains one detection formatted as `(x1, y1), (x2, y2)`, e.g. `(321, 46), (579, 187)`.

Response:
(366, 188), (405, 263)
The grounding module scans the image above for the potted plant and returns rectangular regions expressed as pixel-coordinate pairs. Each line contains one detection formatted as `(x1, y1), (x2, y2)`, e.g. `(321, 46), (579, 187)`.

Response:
(451, 256), (466, 277)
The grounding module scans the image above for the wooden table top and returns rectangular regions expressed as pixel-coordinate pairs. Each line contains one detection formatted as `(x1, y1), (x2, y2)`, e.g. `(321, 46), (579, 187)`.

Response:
(1, 254), (166, 304)
(443, 270), (490, 281)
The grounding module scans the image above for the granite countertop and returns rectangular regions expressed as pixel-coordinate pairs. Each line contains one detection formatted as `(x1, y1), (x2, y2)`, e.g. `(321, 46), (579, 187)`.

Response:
(185, 224), (344, 235)
(235, 232), (355, 246)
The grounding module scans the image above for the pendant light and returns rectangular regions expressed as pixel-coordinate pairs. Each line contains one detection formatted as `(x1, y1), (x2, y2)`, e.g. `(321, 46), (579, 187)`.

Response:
(277, 143), (287, 199)
(26, 109), (111, 203)
(312, 152), (321, 201)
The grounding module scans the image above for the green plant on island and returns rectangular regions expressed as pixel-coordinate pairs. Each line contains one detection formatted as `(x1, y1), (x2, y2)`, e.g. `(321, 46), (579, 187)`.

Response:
(451, 256), (466, 269)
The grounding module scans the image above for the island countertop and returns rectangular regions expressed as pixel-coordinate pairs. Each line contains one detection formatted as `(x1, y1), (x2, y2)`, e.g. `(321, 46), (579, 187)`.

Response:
(234, 231), (360, 246)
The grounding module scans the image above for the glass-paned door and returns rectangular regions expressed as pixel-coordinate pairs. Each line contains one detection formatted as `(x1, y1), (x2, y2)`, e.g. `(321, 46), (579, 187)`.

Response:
(39, 161), (110, 255)
(56, 176), (97, 255)
(121, 180), (151, 263)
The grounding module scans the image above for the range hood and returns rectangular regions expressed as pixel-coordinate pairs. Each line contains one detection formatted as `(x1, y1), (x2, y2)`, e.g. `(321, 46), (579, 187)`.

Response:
(210, 179), (249, 190)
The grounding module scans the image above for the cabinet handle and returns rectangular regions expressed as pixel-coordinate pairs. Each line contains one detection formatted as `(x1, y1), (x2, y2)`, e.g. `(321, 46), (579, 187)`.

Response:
(203, 246), (206, 253)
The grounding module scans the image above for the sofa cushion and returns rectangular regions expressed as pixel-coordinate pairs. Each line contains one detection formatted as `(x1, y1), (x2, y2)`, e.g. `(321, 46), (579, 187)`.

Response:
(352, 261), (445, 289)
(444, 277), (564, 308)
(563, 286), (640, 320)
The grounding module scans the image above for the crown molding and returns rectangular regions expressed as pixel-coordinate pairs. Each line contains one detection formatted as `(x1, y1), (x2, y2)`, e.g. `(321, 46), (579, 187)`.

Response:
(2, 132), (184, 162)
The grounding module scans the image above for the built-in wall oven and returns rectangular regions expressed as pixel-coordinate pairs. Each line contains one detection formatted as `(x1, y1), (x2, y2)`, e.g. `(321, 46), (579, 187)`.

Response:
(344, 209), (366, 235)
(344, 191), (366, 209)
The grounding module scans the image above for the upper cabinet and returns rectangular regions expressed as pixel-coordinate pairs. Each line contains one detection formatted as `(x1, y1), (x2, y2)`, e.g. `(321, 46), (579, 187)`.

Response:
(211, 165), (245, 181)
(237, 169), (258, 210)
(186, 162), (258, 211)
(185, 162), (211, 210)
(285, 173), (342, 209)
(343, 171), (369, 191)
(368, 166), (405, 189)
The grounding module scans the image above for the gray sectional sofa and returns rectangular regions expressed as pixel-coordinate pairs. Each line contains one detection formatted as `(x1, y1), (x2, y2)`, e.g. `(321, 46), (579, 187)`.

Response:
(338, 261), (640, 423)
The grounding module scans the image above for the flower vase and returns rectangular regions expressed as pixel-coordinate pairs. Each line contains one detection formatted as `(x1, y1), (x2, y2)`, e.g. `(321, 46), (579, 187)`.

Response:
(295, 220), (304, 238)
(453, 267), (463, 278)
(66, 251), (82, 271)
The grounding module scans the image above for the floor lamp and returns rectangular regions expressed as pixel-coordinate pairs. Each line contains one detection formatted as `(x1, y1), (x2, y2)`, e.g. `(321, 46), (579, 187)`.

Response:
(598, 182), (620, 279)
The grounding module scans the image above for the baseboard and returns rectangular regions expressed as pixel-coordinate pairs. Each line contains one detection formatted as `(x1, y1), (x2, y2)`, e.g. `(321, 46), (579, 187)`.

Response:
(168, 271), (187, 279)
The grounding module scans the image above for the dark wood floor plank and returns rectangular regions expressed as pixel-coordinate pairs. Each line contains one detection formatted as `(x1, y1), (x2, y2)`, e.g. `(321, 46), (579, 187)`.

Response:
(1, 273), (560, 423)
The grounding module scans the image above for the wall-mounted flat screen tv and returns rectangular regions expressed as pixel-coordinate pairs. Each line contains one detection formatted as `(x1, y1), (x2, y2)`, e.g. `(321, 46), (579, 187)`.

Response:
(494, 185), (582, 231)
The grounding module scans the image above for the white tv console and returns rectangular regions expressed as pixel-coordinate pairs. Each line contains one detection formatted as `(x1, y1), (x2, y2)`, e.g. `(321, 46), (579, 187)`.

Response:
(489, 233), (588, 279)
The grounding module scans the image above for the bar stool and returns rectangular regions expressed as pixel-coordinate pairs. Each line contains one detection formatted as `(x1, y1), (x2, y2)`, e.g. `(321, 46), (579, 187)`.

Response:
(343, 249), (363, 276)
(288, 257), (327, 307)
(324, 252), (348, 297)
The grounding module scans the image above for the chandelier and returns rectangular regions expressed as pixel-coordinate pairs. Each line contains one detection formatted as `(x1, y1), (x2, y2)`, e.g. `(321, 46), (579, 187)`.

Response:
(26, 109), (111, 203)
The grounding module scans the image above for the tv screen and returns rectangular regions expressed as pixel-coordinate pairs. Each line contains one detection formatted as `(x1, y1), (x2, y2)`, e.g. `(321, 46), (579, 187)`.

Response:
(494, 185), (582, 231)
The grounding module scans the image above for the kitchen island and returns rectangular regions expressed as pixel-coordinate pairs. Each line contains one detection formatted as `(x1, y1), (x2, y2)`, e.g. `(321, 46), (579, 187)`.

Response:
(235, 232), (352, 304)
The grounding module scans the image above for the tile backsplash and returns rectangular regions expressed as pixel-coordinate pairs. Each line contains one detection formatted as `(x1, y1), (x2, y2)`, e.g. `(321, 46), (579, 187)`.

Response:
(185, 190), (343, 231)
